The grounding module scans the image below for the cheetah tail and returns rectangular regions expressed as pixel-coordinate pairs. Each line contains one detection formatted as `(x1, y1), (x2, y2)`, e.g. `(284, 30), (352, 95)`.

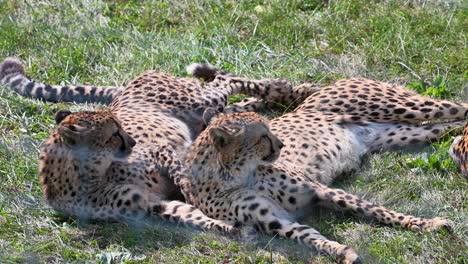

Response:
(0, 57), (121, 105)
(186, 63), (230, 82)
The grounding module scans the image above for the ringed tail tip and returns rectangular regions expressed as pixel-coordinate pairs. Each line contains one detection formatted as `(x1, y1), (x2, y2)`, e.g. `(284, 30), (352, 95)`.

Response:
(186, 63), (218, 82)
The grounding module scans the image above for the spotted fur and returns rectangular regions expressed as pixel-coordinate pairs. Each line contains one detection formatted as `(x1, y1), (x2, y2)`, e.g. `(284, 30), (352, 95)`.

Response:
(449, 123), (468, 178)
(0, 58), (303, 230)
(39, 110), (239, 233)
(272, 78), (467, 184)
(181, 112), (453, 263)
(195, 66), (468, 184)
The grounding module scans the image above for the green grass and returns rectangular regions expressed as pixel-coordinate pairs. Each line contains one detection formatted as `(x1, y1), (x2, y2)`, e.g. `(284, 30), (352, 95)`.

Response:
(0, 0), (467, 263)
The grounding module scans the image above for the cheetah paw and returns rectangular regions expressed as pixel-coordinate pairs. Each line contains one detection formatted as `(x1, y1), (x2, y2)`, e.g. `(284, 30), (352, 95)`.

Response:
(269, 78), (293, 94)
(226, 221), (258, 241)
(239, 225), (258, 241)
(211, 220), (242, 236)
(294, 82), (321, 94)
(337, 246), (361, 264)
(408, 217), (452, 232)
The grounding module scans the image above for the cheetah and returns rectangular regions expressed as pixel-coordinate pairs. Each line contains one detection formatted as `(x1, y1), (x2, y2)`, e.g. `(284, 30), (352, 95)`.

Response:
(193, 64), (468, 184)
(180, 111), (453, 263)
(0, 58), (303, 229)
(449, 123), (468, 178)
(38, 109), (240, 233)
(176, 64), (467, 261)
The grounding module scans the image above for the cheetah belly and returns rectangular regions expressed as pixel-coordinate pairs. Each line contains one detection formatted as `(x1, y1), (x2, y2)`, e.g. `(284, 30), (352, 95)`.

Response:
(276, 122), (395, 185)
(274, 123), (366, 185)
(313, 122), (396, 184)
(342, 122), (398, 164)
(315, 124), (368, 184)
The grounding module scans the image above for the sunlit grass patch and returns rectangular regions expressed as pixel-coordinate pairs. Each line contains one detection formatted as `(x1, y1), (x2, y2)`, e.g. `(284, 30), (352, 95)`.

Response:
(0, 0), (466, 263)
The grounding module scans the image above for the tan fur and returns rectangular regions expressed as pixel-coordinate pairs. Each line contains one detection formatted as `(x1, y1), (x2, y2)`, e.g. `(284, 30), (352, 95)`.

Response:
(449, 123), (468, 178)
(178, 68), (467, 263)
(182, 112), (454, 264)
(0, 59), (306, 233)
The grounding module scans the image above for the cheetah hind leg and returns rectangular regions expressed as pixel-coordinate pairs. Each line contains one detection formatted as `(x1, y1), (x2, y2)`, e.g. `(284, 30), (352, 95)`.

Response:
(387, 91), (468, 123)
(232, 193), (361, 264)
(366, 120), (465, 152)
(310, 181), (452, 232)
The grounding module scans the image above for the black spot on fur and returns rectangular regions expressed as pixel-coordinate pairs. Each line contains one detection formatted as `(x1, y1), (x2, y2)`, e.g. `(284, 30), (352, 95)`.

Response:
(449, 108), (459, 115)
(152, 204), (164, 214)
(243, 196), (255, 201)
(268, 220), (282, 230)
(394, 108), (406, 114)
(248, 203), (260, 211)
(132, 193), (141, 202)
(75, 86), (85, 95)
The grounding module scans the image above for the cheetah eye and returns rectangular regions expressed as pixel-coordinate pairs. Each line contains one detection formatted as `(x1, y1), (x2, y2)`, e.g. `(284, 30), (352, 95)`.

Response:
(110, 130), (123, 143)
(255, 134), (270, 145)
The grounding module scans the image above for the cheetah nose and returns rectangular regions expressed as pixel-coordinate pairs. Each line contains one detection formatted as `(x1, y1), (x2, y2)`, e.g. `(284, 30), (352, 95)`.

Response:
(277, 140), (284, 149)
(128, 136), (137, 147)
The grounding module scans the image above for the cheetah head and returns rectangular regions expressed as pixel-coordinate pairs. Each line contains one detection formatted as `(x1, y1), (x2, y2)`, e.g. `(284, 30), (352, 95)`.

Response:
(203, 109), (284, 169)
(449, 123), (468, 178)
(55, 109), (136, 158)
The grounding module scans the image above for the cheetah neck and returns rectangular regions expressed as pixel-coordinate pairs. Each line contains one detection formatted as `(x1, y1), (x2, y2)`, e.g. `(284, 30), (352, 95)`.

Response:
(185, 143), (257, 190)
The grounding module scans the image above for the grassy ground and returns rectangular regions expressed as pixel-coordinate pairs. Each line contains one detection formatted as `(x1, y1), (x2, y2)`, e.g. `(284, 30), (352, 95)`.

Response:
(0, 0), (467, 263)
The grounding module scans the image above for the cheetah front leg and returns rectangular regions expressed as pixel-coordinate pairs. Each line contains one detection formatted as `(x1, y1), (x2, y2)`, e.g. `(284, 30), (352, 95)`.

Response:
(153, 200), (240, 234)
(230, 192), (361, 264)
(189, 63), (320, 108)
(189, 63), (321, 112)
(225, 79), (322, 112)
(224, 98), (266, 114)
(63, 183), (240, 235)
(226, 82), (323, 113)
(310, 181), (452, 232)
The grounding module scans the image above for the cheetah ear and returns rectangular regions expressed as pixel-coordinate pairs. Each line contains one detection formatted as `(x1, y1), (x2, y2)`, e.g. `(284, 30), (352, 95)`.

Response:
(209, 127), (235, 150)
(202, 108), (221, 125)
(209, 126), (245, 150)
(57, 124), (90, 146)
(55, 110), (72, 124)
